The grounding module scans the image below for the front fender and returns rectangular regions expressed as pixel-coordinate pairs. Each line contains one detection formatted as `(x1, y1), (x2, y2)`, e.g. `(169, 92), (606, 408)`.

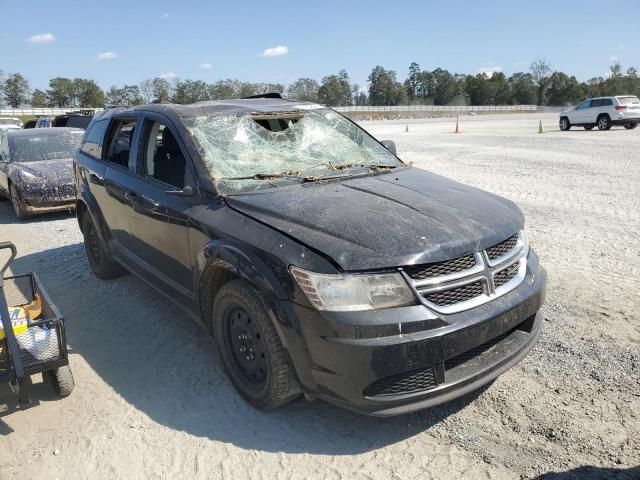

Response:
(196, 241), (317, 390)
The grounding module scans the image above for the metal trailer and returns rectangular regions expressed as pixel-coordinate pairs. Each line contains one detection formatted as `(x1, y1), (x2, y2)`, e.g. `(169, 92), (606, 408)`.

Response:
(0, 242), (74, 407)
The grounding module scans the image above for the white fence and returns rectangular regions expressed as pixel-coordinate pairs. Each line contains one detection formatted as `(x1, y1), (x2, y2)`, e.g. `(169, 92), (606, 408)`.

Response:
(334, 105), (537, 112)
(0, 107), (104, 116)
(1, 104), (537, 117)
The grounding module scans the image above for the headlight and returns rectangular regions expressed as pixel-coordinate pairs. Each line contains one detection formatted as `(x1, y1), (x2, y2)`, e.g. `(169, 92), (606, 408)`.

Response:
(290, 266), (416, 311)
(18, 170), (40, 183)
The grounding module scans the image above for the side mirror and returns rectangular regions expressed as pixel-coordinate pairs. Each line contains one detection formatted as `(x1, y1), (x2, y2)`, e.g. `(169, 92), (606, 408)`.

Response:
(381, 140), (397, 155)
(166, 185), (195, 197)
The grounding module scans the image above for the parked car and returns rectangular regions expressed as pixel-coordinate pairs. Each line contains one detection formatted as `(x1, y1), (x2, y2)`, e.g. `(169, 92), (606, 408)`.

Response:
(0, 117), (23, 129)
(0, 128), (82, 219)
(52, 114), (92, 130)
(23, 119), (37, 129)
(35, 117), (54, 128)
(0, 124), (22, 137)
(559, 95), (640, 131)
(74, 97), (546, 416)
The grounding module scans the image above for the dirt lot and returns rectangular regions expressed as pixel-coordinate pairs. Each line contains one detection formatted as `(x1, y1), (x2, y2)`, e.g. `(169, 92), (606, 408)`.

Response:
(1, 113), (638, 480)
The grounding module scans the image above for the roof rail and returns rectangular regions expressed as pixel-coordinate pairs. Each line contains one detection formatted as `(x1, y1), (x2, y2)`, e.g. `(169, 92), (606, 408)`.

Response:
(242, 92), (283, 100)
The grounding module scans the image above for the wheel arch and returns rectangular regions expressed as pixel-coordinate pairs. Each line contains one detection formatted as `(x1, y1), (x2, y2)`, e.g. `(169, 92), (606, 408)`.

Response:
(197, 242), (296, 346)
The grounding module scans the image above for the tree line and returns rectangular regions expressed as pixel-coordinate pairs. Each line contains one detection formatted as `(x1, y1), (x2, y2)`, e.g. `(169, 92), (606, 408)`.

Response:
(1, 59), (639, 109)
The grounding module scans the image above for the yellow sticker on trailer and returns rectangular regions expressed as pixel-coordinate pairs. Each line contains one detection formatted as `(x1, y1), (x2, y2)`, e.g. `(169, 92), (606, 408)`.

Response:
(0, 310), (29, 339)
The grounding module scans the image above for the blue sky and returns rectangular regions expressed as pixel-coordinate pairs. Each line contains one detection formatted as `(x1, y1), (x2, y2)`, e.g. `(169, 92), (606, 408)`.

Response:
(1, 0), (638, 91)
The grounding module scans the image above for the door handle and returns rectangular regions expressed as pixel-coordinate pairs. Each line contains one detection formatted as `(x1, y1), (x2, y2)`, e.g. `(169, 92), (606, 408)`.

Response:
(141, 195), (160, 210)
(89, 173), (104, 184)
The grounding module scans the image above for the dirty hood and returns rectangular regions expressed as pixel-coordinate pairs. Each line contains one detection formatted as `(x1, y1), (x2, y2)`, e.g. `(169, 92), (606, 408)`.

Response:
(225, 167), (524, 270)
(14, 159), (74, 184)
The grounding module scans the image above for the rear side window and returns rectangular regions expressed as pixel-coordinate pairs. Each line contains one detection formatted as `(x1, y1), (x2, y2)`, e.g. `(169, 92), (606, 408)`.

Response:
(590, 99), (602, 107)
(81, 119), (109, 159)
(601, 99), (613, 106)
(104, 118), (137, 168)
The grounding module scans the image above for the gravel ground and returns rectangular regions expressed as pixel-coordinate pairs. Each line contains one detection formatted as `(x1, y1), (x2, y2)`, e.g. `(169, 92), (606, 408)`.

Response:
(0, 113), (638, 480)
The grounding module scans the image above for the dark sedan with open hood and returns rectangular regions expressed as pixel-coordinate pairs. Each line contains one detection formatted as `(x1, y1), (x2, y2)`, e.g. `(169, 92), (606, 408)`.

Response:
(74, 97), (546, 416)
(0, 128), (82, 219)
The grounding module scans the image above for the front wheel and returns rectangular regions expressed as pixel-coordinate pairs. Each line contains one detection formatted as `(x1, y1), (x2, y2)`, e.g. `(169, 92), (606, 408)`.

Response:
(47, 365), (75, 397)
(10, 185), (28, 220)
(584, 125), (594, 131)
(624, 122), (637, 130)
(559, 117), (571, 131)
(597, 115), (612, 130)
(212, 279), (300, 410)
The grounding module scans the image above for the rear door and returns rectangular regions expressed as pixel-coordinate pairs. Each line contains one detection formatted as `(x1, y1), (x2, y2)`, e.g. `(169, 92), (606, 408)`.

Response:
(77, 116), (139, 249)
(121, 113), (198, 304)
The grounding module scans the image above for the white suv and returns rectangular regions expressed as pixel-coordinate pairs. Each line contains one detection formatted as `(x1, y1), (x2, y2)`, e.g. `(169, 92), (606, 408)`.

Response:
(559, 96), (640, 131)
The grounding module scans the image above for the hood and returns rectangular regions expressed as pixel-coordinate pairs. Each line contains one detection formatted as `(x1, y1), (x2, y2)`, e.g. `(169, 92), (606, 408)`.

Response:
(224, 167), (524, 271)
(14, 159), (74, 184)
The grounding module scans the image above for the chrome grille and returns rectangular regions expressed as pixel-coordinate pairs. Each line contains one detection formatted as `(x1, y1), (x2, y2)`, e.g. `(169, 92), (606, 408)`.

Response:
(486, 234), (518, 262)
(424, 281), (485, 307)
(494, 262), (520, 288)
(402, 231), (527, 314)
(404, 255), (476, 280)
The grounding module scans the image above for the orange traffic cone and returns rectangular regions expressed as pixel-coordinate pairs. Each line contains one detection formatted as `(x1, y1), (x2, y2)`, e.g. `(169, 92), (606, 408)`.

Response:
(454, 115), (461, 133)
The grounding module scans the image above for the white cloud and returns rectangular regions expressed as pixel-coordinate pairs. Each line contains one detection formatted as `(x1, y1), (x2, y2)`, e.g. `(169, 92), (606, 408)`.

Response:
(477, 66), (503, 77)
(27, 33), (55, 44)
(97, 51), (119, 60)
(159, 72), (178, 80)
(161, 13), (169, 19)
(262, 45), (288, 57)
(199, 63), (213, 70)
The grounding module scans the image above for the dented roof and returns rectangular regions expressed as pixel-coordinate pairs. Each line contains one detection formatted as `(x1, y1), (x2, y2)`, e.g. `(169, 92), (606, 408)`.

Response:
(96, 98), (319, 121)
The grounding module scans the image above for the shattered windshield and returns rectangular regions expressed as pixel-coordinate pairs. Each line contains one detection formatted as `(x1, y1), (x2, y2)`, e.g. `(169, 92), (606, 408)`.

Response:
(185, 108), (402, 193)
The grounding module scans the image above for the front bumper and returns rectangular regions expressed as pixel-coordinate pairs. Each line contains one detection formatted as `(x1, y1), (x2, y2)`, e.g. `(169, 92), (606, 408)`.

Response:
(16, 183), (75, 214)
(285, 250), (546, 416)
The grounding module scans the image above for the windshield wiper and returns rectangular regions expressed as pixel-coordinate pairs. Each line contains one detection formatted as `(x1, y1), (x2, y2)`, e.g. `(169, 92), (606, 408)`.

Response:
(302, 163), (400, 182)
(222, 171), (302, 181)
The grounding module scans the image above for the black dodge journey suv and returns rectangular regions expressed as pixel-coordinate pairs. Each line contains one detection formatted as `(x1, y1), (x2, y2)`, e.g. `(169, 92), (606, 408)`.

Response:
(74, 95), (546, 416)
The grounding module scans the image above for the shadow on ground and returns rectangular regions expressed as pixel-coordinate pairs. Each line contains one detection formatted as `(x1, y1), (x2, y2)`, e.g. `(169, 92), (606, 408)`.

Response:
(0, 242), (485, 455)
(533, 466), (640, 480)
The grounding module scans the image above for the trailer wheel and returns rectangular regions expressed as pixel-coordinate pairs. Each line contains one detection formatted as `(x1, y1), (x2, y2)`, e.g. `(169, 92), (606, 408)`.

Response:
(48, 365), (75, 397)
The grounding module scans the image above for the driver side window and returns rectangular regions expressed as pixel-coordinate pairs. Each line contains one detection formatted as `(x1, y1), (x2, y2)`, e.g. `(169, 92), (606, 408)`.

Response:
(576, 100), (591, 110)
(139, 120), (186, 189)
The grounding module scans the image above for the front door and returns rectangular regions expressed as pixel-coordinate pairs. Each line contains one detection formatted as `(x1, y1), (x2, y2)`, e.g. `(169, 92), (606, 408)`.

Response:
(123, 114), (197, 303)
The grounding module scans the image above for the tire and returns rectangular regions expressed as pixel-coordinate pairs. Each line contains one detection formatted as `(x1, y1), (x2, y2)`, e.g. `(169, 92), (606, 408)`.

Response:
(624, 122), (637, 130)
(597, 115), (612, 130)
(10, 184), (28, 220)
(82, 214), (126, 279)
(47, 365), (75, 397)
(559, 117), (571, 131)
(584, 125), (594, 130)
(211, 279), (300, 410)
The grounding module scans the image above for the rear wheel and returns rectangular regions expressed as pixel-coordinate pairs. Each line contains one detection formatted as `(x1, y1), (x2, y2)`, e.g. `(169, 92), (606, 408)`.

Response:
(82, 214), (126, 279)
(10, 184), (28, 220)
(212, 279), (300, 410)
(47, 365), (75, 397)
(597, 115), (612, 130)
(624, 122), (637, 130)
(584, 125), (594, 130)
(559, 117), (571, 131)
